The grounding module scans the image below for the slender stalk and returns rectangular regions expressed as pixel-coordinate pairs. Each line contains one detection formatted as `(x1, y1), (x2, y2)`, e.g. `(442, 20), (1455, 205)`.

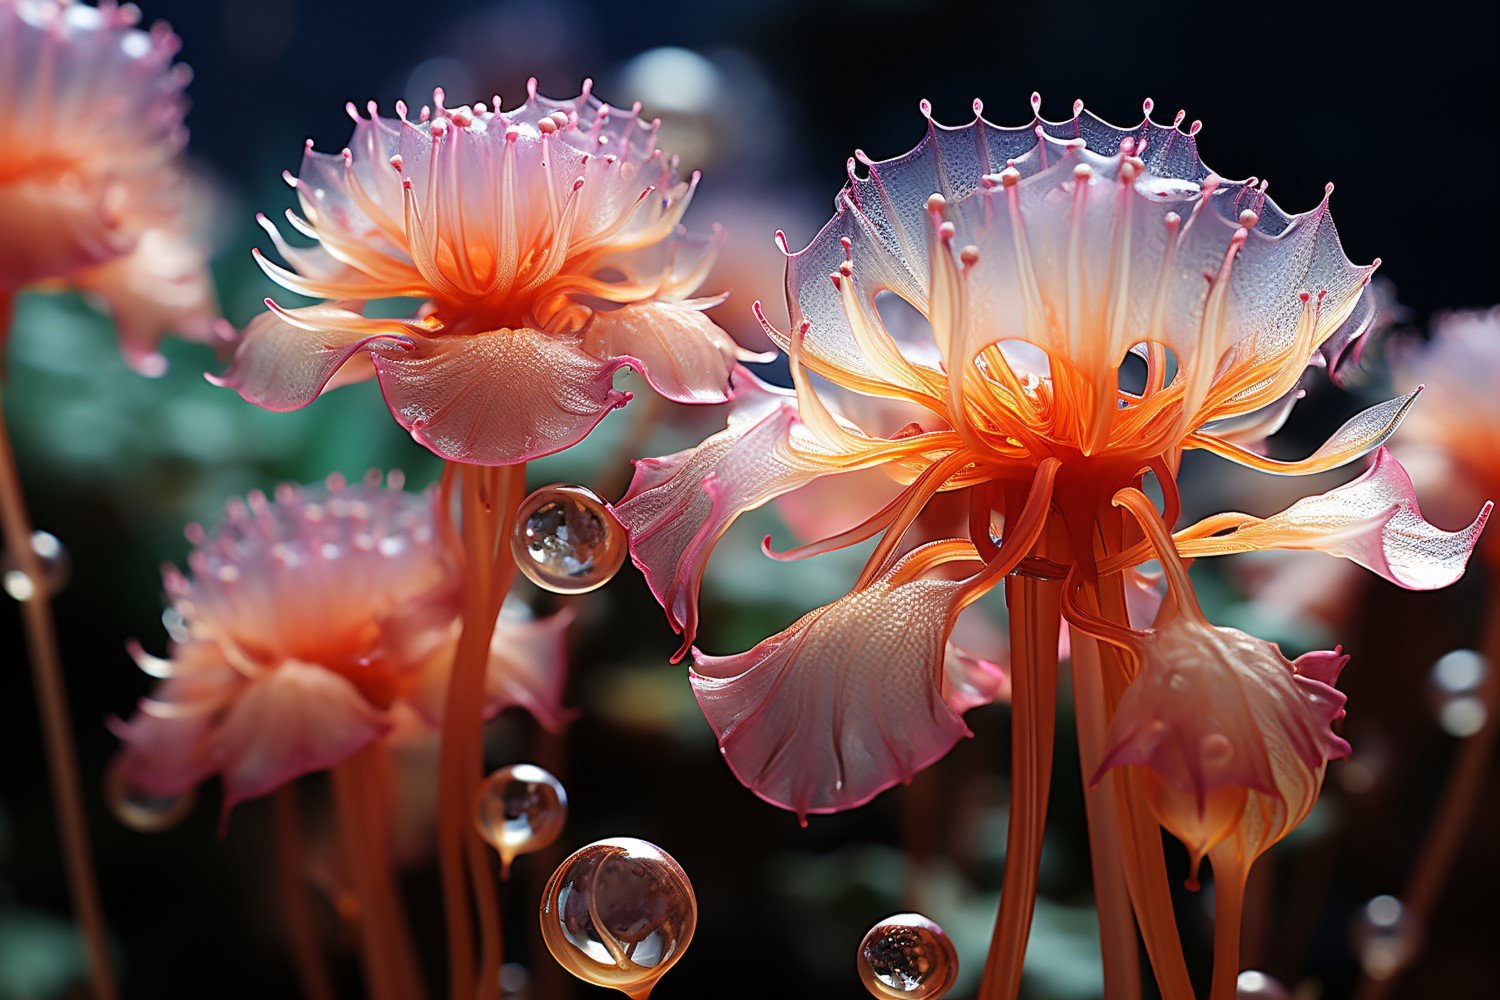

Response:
(351, 747), (427, 999)
(272, 786), (338, 1000)
(977, 522), (1062, 1000)
(332, 750), (423, 1000)
(0, 385), (116, 1000)
(1209, 866), (1247, 1000)
(1070, 632), (1143, 1000)
(1090, 568), (1196, 1000)
(437, 462), (523, 1000)
(1353, 590), (1500, 1000)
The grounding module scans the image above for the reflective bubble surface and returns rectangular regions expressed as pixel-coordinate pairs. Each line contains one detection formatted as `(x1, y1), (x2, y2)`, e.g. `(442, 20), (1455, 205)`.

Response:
(511, 485), (627, 594)
(857, 913), (958, 998)
(1352, 894), (1416, 980)
(540, 837), (696, 999)
(473, 762), (568, 876)
(106, 762), (195, 833)
(1236, 969), (1290, 1000)
(1427, 649), (1489, 737)
(2, 530), (70, 601)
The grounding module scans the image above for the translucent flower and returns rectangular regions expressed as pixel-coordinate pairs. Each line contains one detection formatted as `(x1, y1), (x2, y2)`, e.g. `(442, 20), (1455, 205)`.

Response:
(215, 80), (759, 464)
(109, 473), (571, 815)
(615, 95), (1489, 997)
(0, 0), (217, 373)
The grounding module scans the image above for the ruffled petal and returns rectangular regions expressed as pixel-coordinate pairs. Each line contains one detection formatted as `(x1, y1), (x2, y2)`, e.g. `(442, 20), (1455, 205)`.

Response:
(211, 303), (417, 411)
(72, 225), (219, 376)
(212, 662), (391, 810)
(612, 368), (856, 656)
(371, 327), (631, 464)
(690, 550), (974, 820)
(486, 607), (576, 732)
(582, 301), (748, 404)
(0, 177), (129, 291)
(1175, 448), (1491, 590)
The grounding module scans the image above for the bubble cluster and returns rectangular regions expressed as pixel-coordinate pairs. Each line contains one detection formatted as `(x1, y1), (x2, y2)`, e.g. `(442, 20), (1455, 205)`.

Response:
(512, 485), (627, 594)
(1351, 894), (1416, 980)
(856, 913), (958, 999)
(473, 763), (568, 876)
(1427, 649), (1489, 737)
(540, 837), (696, 998)
(2, 530), (70, 602)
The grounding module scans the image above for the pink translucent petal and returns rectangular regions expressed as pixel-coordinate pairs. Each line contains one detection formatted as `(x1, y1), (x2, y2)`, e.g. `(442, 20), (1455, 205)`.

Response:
(1293, 648), (1352, 760)
(371, 326), (631, 464)
(486, 607), (577, 732)
(212, 304), (416, 411)
(582, 301), (742, 404)
(1180, 448), (1491, 590)
(212, 662), (391, 810)
(690, 559), (972, 820)
(944, 641), (1009, 712)
(108, 645), (242, 797)
(612, 368), (832, 655)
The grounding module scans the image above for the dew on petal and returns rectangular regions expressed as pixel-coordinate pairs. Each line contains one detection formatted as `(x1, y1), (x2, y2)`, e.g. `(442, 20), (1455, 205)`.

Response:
(2, 530), (71, 601)
(1235, 969), (1290, 999)
(857, 913), (959, 998)
(1351, 894), (1416, 980)
(106, 762), (195, 833)
(539, 837), (696, 999)
(512, 485), (627, 594)
(1428, 649), (1489, 737)
(473, 762), (568, 877)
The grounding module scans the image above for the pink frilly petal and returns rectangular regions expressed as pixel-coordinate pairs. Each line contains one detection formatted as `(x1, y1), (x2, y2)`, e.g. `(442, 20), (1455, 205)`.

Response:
(211, 303), (417, 410)
(370, 326), (632, 465)
(690, 551), (975, 821)
(1182, 448), (1491, 590)
(1293, 647), (1353, 760)
(614, 367), (853, 657)
(485, 607), (577, 732)
(211, 662), (391, 811)
(108, 642), (242, 797)
(582, 300), (749, 404)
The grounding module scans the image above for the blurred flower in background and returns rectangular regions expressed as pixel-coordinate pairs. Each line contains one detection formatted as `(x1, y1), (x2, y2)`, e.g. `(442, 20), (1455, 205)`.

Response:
(0, 0), (218, 374)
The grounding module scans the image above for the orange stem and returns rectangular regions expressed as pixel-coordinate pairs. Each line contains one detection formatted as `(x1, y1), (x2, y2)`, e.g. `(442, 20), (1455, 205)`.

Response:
(437, 462), (523, 1000)
(331, 749), (425, 1000)
(1209, 865), (1247, 1000)
(1070, 631), (1143, 1000)
(271, 786), (338, 1000)
(1353, 591), (1500, 1000)
(0, 385), (116, 1000)
(977, 518), (1063, 1000)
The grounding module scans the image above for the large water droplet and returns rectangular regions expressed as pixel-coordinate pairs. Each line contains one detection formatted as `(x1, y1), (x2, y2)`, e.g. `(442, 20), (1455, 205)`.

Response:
(1235, 969), (1290, 1000)
(540, 837), (696, 999)
(2, 530), (70, 601)
(1351, 894), (1416, 980)
(857, 913), (958, 999)
(473, 762), (568, 877)
(106, 762), (195, 833)
(1427, 649), (1488, 737)
(512, 485), (627, 595)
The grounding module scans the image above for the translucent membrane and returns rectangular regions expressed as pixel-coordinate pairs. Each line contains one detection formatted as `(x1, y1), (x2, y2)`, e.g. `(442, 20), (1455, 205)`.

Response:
(539, 837), (696, 999)
(512, 485), (627, 594)
(857, 913), (959, 998)
(472, 762), (568, 877)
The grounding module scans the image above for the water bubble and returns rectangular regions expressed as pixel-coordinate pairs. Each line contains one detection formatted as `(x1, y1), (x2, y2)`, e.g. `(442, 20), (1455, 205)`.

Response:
(105, 762), (195, 833)
(857, 913), (958, 999)
(512, 485), (627, 595)
(1427, 649), (1488, 737)
(1351, 894), (1416, 980)
(540, 837), (696, 999)
(1236, 969), (1290, 1000)
(473, 762), (568, 877)
(2, 530), (70, 601)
